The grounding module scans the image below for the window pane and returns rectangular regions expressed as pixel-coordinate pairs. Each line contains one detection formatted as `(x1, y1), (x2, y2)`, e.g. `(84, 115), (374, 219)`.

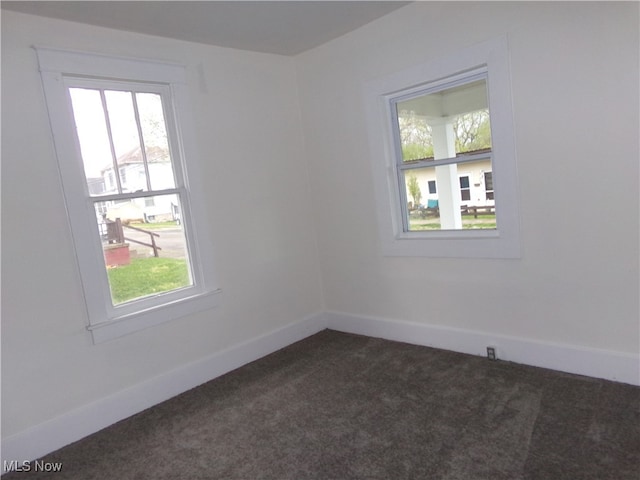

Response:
(104, 90), (149, 193)
(69, 88), (116, 196)
(136, 93), (176, 190)
(96, 194), (192, 305)
(404, 158), (496, 231)
(395, 78), (491, 162)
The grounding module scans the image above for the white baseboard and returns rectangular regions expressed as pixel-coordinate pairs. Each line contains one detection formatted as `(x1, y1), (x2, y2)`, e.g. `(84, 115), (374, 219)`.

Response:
(1, 312), (328, 470)
(325, 310), (640, 386)
(4, 309), (638, 471)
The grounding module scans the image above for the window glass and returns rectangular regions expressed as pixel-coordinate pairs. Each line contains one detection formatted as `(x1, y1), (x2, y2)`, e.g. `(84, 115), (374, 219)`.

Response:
(95, 193), (191, 305)
(136, 92), (176, 190)
(397, 109), (433, 162)
(70, 88), (179, 197)
(403, 163), (496, 231)
(396, 79), (491, 163)
(104, 90), (143, 184)
(393, 77), (495, 232)
(69, 88), (114, 195)
(69, 84), (193, 308)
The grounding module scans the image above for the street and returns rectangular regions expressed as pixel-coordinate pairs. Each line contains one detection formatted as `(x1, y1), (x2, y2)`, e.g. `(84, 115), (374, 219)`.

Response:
(122, 227), (188, 259)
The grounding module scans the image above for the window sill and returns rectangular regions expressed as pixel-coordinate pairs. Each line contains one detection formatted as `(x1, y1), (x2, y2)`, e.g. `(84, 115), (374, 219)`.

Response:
(395, 229), (500, 241)
(381, 230), (520, 259)
(87, 288), (222, 344)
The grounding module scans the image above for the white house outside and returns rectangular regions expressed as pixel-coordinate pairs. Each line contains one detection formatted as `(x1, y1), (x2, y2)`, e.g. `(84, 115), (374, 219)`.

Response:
(404, 157), (494, 211)
(90, 145), (180, 224)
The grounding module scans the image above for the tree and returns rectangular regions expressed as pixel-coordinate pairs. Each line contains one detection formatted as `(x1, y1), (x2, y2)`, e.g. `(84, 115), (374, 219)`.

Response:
(398, 109), (434, 161)
(407, 174), (422, 208)
(397, 108), (491, 161)
(453, 109), (491, 153)
(136, 92), (170, 151)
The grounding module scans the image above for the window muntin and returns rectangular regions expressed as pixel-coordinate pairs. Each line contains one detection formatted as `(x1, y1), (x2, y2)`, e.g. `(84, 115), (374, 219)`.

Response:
(391, 73), (495, 232)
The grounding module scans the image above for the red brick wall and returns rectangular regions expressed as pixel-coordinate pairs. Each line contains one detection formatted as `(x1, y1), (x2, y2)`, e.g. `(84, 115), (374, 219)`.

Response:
(104, 243), (131, 267)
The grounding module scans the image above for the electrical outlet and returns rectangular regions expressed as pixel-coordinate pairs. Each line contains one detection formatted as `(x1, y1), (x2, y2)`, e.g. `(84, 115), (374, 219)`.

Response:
(486, 346), (497, 361)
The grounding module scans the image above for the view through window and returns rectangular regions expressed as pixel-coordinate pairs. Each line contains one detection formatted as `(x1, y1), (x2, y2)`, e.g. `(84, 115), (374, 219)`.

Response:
(393, 76), (496, 232)
(69, 85), (192, 305)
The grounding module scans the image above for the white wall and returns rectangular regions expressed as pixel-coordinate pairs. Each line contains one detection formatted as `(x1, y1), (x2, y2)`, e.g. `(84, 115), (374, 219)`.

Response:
(1, 11), (323, 440)
(295, 3), (639, 353)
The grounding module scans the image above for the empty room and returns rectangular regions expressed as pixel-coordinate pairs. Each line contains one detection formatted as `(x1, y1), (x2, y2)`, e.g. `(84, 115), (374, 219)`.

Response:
(1, 1), (638, 478)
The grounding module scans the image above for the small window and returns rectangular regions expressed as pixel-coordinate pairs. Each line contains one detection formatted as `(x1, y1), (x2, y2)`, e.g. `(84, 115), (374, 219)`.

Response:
(107, 171), (115, 190)
(37, 47), (220, 342)
(484, 171), (494, 200)
(459, 176), (471, 202)
(364, 36), (520, 258)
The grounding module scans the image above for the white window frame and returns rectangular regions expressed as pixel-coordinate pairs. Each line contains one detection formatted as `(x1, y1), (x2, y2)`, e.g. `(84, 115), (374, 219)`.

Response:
(36, 47), (221, 343)
(364, 37), (521, 258)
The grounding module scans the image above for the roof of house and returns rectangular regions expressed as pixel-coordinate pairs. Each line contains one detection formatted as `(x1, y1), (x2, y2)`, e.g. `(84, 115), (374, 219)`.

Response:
(102, 145), (170, 173)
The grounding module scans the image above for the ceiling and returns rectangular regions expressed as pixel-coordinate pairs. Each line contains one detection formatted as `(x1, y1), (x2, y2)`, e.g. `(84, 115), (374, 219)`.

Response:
(1, 1), (410, 56)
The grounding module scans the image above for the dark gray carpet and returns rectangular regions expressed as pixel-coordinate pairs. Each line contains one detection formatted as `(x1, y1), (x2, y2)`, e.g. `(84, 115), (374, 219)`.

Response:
(5, 330), (639, 479)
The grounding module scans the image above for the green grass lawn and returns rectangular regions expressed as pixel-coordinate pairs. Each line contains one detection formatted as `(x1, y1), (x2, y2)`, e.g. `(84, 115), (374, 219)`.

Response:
(409, 213), (496, 230)
(409, 218), (497, 230)
(107, 257), (190, 304)
(126, 221), (180, 230)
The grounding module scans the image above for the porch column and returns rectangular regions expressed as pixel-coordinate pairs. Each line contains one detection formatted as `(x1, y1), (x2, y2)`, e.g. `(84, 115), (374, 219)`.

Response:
(431, 119), (461, 229)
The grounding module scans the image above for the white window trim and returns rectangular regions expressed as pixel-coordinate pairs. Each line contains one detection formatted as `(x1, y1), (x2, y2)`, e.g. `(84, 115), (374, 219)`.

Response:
(363, 36), (521, 258)
(36, 47), (221, 343)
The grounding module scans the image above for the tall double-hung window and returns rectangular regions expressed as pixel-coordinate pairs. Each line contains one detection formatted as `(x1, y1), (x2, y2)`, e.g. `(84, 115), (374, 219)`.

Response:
(365, 37), (520, 258)
(37, 48), (220, 343)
